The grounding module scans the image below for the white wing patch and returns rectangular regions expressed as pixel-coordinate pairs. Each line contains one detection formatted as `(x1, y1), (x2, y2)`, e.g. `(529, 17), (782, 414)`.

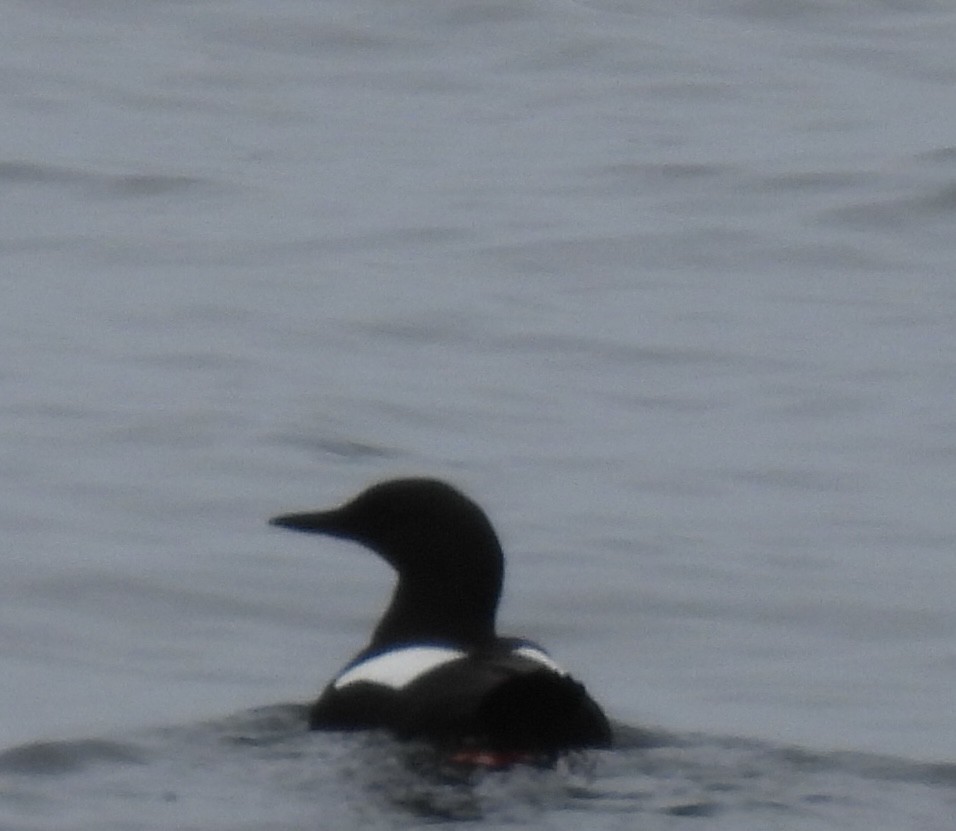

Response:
(333, 646), (467, 690)
(513, 645), (568, 675)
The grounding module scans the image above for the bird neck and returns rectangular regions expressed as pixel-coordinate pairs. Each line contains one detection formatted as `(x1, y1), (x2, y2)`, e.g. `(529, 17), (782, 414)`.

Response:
(370, 577), (500, 649)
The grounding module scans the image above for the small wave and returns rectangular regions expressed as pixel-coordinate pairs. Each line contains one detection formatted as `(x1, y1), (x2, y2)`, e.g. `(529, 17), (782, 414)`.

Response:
(0, 159), (216, 199)
(0, 738), (145, 776)
(593, 730), (956, 822)
(824, 182), (956, 229)
(0, 707), (952, 829)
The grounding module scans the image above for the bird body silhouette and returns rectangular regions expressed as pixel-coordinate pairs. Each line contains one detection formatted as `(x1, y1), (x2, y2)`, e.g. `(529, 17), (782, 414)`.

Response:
(270, 478), (611, 756)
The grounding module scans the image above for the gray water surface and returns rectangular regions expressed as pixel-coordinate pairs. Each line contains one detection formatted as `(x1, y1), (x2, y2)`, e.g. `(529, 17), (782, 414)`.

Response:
(3, 1), (955, 827)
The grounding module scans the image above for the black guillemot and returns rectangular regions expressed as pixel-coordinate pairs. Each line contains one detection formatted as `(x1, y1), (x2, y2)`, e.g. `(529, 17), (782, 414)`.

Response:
(269, 478), (612, 760)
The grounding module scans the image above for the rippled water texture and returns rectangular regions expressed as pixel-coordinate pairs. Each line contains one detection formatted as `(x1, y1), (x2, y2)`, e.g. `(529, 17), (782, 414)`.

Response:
(3, 0), (955, 828)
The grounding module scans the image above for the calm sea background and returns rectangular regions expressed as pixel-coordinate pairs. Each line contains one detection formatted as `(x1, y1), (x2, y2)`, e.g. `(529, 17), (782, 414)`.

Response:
(2, 1), (955, 828)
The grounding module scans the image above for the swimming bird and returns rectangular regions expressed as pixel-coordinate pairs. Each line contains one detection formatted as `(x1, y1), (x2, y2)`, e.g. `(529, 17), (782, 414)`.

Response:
(269, 477), (612, 759)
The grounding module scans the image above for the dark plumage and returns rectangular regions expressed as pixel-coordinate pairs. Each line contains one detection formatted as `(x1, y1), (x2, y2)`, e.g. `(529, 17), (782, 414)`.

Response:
(270, 478), (611, 756)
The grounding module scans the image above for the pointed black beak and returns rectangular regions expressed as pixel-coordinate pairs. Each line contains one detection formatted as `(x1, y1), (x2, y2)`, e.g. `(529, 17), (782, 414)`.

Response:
(269, 509), (344, 535)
